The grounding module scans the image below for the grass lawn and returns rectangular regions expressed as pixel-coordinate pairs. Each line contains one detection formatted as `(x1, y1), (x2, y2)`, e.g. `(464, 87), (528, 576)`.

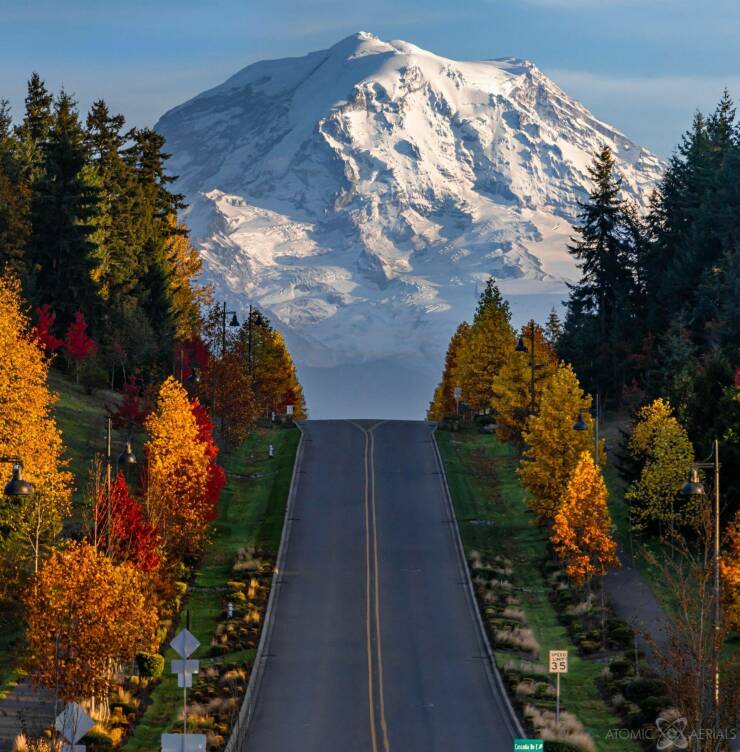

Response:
(122, 425), (300, 751)
(436, 429), (638, 752)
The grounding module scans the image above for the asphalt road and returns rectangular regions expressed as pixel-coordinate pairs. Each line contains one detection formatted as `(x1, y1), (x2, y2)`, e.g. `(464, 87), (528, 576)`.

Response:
(242, 420), (519, 752)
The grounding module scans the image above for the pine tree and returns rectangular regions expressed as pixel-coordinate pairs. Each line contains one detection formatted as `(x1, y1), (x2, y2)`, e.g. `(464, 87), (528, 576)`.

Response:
(544, 308), (562, 349)
(13, 73), (53, 182)
(453, 278), (515, 412)
(27, 92), (99, 328)
(561, 146), (634, 403)
(0, 100), (31, 278)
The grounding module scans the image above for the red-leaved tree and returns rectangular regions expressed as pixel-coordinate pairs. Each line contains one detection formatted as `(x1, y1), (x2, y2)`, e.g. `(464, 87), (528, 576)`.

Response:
(64, 311), (97, 383)
(110, 375), (149, 433)
(34, 304), (64, 354)
(92, 472), (161, 573)
(192, 400), (226, 518)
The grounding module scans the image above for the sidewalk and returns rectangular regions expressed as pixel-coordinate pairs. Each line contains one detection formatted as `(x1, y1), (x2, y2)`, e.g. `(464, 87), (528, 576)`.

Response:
(0, 681), (55, 752)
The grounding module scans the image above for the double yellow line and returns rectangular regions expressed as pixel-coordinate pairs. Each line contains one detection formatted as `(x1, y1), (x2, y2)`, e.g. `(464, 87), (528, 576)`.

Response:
(349, 421), (390, 752)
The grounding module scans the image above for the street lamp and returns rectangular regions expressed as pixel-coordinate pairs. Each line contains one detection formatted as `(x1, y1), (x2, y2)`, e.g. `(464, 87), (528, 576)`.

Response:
(680, 439), (721, 714)
(220, 302), (240, 358)
(2, 458), (34, 497)
(102, 418), (138, 552)
(573, 393), (601, 461)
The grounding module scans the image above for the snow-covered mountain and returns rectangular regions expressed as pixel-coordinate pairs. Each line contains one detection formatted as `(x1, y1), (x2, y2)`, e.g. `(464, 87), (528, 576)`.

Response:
(156, 32), (663, 419)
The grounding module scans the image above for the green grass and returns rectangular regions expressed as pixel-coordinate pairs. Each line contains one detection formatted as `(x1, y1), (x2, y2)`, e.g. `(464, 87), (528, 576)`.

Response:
(122, 426), (299, 751)
(436, 429), (638, 752)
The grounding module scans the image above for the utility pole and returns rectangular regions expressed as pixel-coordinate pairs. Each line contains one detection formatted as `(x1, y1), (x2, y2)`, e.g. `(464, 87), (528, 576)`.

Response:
(248, 304), (253, 372)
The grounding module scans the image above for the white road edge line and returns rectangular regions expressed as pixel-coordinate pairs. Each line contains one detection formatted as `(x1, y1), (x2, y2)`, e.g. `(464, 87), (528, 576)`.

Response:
(430, 422), (526, 740)
(225, 421), (306, 752)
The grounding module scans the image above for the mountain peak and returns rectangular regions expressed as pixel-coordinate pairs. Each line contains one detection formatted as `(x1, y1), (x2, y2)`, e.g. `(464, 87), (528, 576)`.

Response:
(155, 34), (663, 417)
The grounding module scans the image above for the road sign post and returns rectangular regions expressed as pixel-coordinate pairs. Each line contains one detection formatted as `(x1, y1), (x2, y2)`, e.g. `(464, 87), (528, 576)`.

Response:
(549, 650), (568, 726)
(514, 740), (543, 751)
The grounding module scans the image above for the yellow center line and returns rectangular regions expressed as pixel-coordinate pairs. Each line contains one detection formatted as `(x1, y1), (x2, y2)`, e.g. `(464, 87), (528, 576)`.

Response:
(369, 425), (391, 752)
(346, 420), (390, 752)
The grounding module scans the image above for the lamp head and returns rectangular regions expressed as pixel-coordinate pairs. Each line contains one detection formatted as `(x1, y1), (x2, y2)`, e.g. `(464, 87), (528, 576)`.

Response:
(4, 463), (34, 497)
(573, 412), (588, 432)
(228, 313), (240, 328)
(515, 336), (527, 353)
(118, 442), (137, 467)
(680, 467), (705, 497)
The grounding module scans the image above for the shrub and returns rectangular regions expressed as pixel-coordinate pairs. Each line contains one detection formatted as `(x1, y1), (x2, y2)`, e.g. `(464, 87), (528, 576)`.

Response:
(608, 626), (634, 648)
(136, 651), (165, 679)
(622, 677), (667, 703)
(579, 640), (600, 655)
(639, 695), (672, 715)
(608, 658), (632, 680)
(81, 728), (114, 751)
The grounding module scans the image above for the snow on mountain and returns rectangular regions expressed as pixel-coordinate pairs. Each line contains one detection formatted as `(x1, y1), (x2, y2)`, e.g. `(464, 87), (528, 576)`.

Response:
(156, 31), (663, 419)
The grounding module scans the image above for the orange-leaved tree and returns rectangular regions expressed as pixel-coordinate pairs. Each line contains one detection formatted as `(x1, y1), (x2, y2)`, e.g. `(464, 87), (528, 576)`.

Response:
(518, 362), (601, 523)
(0, 273), (72, 588)
(25, 541), (158, 703)
(491, 321), (558, 445)
(144, 376), (210, 558)
(551, 450), (619, 586)
(427, 322), (470, 421)
(453, 278), (515, 413)
(721, 510), (740, 632)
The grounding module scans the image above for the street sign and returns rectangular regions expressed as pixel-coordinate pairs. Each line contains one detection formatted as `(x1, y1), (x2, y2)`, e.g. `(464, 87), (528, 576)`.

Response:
(286, 404), (294, 415)
(171, 628), (200, 659)
(453, 387), (462, 400)
(55, 703), (94, 746)
(171, 659), (200, 688)
(549, 649), (568, 673)
(514, 741), (543, 751)
(161, 733), (207, 752)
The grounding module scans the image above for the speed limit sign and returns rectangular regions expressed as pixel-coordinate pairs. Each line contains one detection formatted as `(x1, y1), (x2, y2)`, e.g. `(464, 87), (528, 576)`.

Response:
(549, 650), (568, 673)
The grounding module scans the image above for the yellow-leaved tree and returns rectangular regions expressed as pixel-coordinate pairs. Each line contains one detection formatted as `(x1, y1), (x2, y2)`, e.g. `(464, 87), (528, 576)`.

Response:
(144, 376), (210, 558)
(491, 321), (558, 445)
(551, 451), (619, 586)
(453, 278), (515, 413)
(721, 510), (740, 632)
(25, 541), (157, 705)
(518, 362), (601, 523)
(427, 322), (469, 421)
(624, 398), (695, 532)
(0, 273), (72, 588)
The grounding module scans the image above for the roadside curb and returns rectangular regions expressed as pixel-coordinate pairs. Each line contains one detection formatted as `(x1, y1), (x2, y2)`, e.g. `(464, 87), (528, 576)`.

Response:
(224, 423), (305, 752)
(430, 424), (525, 740)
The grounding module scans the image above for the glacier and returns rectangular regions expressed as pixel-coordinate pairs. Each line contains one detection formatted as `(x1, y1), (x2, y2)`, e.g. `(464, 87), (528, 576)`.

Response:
(155, 31), (663, 419)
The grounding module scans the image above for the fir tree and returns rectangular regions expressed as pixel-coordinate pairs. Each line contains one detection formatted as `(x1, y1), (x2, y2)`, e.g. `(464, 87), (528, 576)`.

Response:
(27, 92), (99, 327)
(14, 73), (54, 183)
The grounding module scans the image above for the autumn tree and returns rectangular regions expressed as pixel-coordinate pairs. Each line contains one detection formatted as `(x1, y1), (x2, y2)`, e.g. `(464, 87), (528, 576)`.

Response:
(0, 274), (71, 589)
(721, 510), (740, 632)
(491, 321), (558, 445)
(91, 472), (161, 572)
(552, 451), (619, 586)
(518, 362), (599, 523)
(143, 377), (211, 558)
(63, 310), (97, 383)
(624, 398), (695, 532)
(192, 401), (227, 515)
(24, 541), (158, 705)
(427, 322), (469, 420)
(453, 279), (515, 413)
(34, 304), (63, 354)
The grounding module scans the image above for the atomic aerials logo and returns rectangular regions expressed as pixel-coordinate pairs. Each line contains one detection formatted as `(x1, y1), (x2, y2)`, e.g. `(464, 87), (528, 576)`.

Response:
(656, 716), (689, 750)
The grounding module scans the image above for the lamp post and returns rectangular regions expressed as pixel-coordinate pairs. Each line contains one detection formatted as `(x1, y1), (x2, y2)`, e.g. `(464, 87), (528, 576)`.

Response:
(680, 439), (721, 717)
(1, 457), (34, 497)
(515, 319), (538, 415)
(220, 302), (240, 359)
(573, 392), (604, 462)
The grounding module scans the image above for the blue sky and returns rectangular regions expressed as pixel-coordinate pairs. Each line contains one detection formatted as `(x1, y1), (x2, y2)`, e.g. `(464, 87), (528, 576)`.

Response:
(1, 0), (738, 157)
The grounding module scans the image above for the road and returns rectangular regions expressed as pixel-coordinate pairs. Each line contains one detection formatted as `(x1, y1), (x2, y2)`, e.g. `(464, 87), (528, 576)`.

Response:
(242, 420), (519, 752)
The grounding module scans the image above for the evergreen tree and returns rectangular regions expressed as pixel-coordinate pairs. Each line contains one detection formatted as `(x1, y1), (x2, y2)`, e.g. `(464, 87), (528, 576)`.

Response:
(561, 146), (634, 403)
(13, 72), (53, 182)
(27, 92), (99, 328)
(0, 100), (31, 277)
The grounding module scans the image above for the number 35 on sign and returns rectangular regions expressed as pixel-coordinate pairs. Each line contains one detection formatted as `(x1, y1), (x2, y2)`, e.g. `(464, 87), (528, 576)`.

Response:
(549, 650), (568, 673)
